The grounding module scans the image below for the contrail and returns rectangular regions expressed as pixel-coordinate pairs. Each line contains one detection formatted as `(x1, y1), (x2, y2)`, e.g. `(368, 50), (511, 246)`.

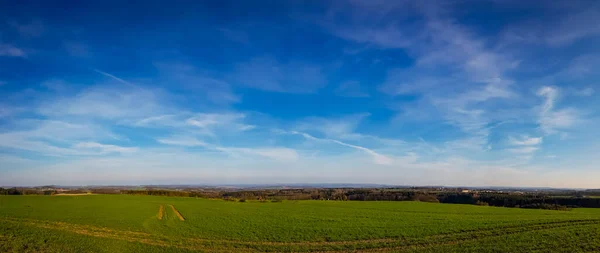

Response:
(289, 130), (392, 165)
(92, 68), (132, 85)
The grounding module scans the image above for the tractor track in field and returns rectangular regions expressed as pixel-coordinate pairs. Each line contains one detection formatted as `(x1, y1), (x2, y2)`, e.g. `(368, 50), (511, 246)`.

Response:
(169, 204), (185, 221)
(0, 217), (253, 253)
(321, 219), (600, 253)
(2, 217), (599, 252)
(158, 205), (165, 220)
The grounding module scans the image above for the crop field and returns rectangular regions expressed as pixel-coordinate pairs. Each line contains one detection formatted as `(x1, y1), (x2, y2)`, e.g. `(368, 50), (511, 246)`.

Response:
(1, 195), (600, 252)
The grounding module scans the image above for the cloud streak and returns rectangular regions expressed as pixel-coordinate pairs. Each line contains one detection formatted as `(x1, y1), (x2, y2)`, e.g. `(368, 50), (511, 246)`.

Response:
(92, 69), (133, 85)
(0, 44), (26, 57)
(536, 86), (579, 134)
(288, 131), (392, 165)
(509, 136), (543, 146)
(1, 1), (599, 187)
(231, 57), (327, 93)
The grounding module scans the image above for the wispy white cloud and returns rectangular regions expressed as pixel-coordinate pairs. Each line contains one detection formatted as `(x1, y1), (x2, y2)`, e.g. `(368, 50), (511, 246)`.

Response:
(187, 113), (245, 128)
(92, 69), (132, 85)
(40, 80), (68, 92)
(332, 25), (415, 49)
(186, 113), (255, 136)
(156, 136), (207, 147)
(379, 69), (449, 96)
(563, 55), (600, 79)
(292, 114), (411, 154)
(331, 3), (519, 154)
(430, 79), (515, 148)
(546, 9), (600, 46)
(445, 136), (491, 152)
(531, 55), (600, 97)
(231, 57), (327, 93)
(39, 85), (166, 120)
(0, 44), (26, 57)
(0, 139), (81, 156)
(509, 136), (543, 146)
(0, 119), (122, 156)
(215, 147), (299, 162)
(3, 119), (115, 142)
(508, 146), (539, 154)
(536, 86), (579, 134)
(2, 1), (600, 188)
(155, 135), (297, 161)
(153, 62), (240, 105)
(0, 137), (132, 157)
(8, 20), (45, 38)
(73, 142), (137, 154)
(289, 130), (392, 165)
(8, 147), (600, 188)
(417, 20), (516, 83)
(218, 27), (249, 44)
(539, 108), (579, 133)
(0, 104), (21, 118)
(329, 139), (393, 165)
(324, 1), (420, 49)
(0, 108), (9, 118)
(129, 112), (255, 138)
(506, 135), (543, 156)
(500, 8), (600, 47)
(64, 41), (90, 57)
(574, 87), (594, 97)
(537, 86), (558, 114)
(131, 114), (181, 128)
(334, 81), (370, 97)
(295, 113), (370, 139)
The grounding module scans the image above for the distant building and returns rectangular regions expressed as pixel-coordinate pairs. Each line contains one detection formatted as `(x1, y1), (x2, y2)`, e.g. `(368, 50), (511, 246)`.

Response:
(461, 189), (470, 193)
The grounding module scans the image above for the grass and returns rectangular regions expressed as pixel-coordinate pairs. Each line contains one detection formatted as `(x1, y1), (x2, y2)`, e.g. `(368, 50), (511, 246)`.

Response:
(1, 195), (599, 252)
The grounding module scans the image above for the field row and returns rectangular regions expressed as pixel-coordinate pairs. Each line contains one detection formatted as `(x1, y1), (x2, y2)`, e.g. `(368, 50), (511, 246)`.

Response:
(2, 216), (599, 252)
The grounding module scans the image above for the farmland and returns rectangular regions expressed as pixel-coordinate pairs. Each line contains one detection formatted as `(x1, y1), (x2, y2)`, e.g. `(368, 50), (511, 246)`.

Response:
(1, 195), (600, 252)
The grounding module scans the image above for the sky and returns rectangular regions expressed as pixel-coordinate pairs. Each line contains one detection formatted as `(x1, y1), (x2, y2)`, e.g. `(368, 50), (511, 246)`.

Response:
(0, 1), (599, 188)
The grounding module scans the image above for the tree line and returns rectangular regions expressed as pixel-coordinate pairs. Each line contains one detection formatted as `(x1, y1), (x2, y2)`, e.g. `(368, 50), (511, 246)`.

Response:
(121, 188), (600, 209)
(0, 188), (22, 195)
(438, 192), (600, 209)
(5, 187), (600, 209)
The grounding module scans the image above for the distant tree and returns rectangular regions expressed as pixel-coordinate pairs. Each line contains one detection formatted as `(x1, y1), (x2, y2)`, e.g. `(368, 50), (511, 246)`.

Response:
(0, 187), (23, 195)
(412, 194), (439, 203)
(475, 200), (489, 206)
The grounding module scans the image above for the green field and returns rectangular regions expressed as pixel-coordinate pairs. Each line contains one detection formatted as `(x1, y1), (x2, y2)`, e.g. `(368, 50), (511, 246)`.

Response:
(1, 195), (599, 252)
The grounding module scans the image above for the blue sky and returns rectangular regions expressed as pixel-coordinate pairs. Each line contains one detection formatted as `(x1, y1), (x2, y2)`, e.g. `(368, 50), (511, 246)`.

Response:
(1, 1), (599, 187)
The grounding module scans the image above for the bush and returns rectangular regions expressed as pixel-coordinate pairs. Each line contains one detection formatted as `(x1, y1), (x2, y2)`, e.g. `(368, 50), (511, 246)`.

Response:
(520, 203), (570, 211)
(475, 200), (489, 206)
(412, 194), (440, 203)
(239, 199), (246, 202)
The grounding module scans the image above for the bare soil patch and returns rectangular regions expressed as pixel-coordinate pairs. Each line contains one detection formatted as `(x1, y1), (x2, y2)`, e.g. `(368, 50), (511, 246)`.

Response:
(158, 205), (164, 220)
(169, 205), (185, 221)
